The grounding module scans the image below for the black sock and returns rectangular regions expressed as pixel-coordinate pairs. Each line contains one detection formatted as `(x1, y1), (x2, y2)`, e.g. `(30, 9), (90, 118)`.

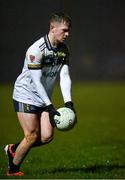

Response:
(11, 143), (20, 152)
(9, 162), (20, 173)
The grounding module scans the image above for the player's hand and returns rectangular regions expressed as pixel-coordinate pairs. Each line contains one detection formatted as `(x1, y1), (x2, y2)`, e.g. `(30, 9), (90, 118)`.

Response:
(65, 101), (77, 125)
(45, 104), (60, 123)
(65, 101), (76, 114)
(45, 104), (60, 127)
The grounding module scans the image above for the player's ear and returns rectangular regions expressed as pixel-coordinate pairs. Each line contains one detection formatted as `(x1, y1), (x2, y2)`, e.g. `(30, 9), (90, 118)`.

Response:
(50, 23), (55, 32)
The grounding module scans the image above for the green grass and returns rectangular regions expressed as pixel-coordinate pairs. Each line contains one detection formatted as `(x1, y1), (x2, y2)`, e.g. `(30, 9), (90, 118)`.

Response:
(0, 82), (125, 179)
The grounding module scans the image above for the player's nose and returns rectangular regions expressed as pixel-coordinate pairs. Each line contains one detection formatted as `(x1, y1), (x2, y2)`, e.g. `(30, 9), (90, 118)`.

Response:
(65, 31), (69, 37)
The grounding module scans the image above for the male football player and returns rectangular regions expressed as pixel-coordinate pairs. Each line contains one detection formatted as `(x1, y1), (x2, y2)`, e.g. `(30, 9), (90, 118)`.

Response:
(5, 12), (75, 176)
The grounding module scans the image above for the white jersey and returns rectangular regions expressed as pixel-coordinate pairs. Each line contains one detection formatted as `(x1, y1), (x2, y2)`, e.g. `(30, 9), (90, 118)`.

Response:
(13, 35), (70, 107)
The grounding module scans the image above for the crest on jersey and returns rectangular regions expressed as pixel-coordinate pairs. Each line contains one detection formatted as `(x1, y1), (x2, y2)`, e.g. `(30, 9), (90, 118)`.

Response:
(30, 55), (35, 62)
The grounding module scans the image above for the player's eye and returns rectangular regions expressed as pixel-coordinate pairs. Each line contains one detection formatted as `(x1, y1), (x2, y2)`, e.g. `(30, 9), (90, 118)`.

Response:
(63, 29), (69, 33)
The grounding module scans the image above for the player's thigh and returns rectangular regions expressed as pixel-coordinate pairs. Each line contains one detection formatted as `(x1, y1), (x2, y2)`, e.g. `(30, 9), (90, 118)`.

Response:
(40, 112), (54, 139)
(17, 112), (40, 136)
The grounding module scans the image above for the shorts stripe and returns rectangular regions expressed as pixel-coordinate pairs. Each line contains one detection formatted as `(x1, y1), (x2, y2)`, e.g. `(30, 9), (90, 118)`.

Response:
(19, 102), (23, 112)
(13, 100), (45, 114)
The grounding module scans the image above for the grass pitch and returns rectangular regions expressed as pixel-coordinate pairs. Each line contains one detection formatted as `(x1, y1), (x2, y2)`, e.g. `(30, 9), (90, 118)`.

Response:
(0, 82), (125, 179)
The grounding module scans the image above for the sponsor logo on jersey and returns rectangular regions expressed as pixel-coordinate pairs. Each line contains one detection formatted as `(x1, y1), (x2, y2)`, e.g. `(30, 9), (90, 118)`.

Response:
(42, 71), (57, 78)
(42, 51), (66, 66)
(57, 52), (66, 58)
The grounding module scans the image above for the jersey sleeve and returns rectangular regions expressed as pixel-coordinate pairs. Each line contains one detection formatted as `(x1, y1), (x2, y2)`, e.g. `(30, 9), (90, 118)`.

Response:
(63, 52), (69, 65)
(62, 45), (70, 65)
(60, 64), (72, 102)
(26, 46), (43, 70)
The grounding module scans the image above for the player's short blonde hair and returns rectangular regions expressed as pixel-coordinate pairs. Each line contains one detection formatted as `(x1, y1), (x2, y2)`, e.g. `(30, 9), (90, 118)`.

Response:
(50, 12), (71, 28)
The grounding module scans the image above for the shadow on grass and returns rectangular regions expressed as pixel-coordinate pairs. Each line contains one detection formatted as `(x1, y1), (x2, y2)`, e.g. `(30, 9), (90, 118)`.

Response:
(1, 164), (125, 178)
(42, 164), (125, 174)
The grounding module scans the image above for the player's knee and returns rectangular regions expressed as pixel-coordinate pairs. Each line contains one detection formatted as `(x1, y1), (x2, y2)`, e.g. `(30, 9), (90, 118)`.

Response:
(41, 135), (53, 144)
(25, 132), (38, 144)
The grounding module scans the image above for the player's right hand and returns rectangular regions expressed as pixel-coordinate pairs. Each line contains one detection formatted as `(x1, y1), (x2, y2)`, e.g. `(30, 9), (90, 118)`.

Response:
(45, 104), (60, 127)
(45, 104), (60, 116)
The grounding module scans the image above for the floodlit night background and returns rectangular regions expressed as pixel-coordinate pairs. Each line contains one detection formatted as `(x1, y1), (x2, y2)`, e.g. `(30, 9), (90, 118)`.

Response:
(1, 0), (125, 178)
(1, 0), (125, 82)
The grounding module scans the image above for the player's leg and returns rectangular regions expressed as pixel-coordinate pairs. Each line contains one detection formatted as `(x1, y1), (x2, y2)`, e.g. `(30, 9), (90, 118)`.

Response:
(7, 112), (40, 175)
(40, 112), (54, 144)
(5, 101), (41, 158)
(4, 112), (52, 160)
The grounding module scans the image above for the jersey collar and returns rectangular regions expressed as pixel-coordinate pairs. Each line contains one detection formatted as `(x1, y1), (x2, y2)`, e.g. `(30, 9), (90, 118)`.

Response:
(44, 34), (59, 52)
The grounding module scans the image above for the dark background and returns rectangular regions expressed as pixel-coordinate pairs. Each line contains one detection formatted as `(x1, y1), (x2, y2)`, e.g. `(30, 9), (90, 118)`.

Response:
(1, 0), (125, 82)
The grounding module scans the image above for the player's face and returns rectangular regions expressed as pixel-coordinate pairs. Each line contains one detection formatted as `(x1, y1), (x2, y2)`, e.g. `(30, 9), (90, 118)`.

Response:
(52, 21), (70, 43)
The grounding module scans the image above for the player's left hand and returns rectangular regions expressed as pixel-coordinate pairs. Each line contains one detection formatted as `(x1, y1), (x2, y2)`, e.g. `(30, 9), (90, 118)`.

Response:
(65, 101), (77, 125)
(65, 101), (76, 114)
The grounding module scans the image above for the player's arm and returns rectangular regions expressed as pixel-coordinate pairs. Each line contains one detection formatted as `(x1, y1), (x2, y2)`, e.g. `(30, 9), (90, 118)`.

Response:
(29, 69), (51, 105)
(27, 47), (51, 105)
(29, 69), (60, 118)
(60, 64), (75, 113)
(27, 47), (60, 117)
(60, 64), (72, 102)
